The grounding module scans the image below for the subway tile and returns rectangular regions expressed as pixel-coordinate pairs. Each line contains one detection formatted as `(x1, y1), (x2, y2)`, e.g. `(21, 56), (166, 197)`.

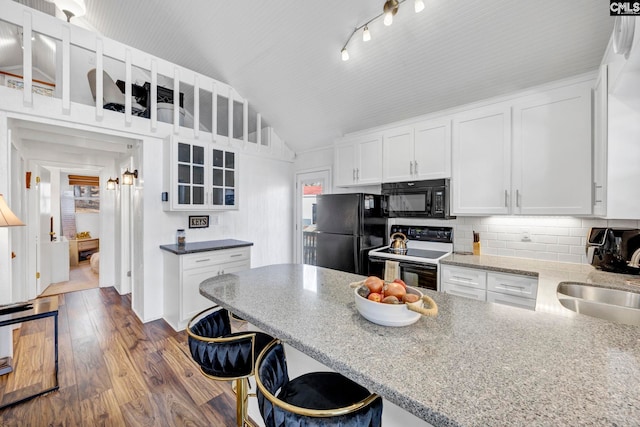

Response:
(535, 235), (558, 244)
(506, 241), (547, 251)
(482, 232), (497, 240)
(483, 247), (498, 255)
(533, 252), (560, 261)
(607, 219), (640, 228)
(557, 236), (581, 245)
(486, 240), (506, 248)
(582, 219), (608, 228)
(546, 244), (570, 254)
(496, 248), (516, 257)
(570, 246), (586, 255)
(570, 227), (588, 237)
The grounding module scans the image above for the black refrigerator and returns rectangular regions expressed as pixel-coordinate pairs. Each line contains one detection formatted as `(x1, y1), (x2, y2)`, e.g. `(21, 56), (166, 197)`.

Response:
(314, 193), (387, 275)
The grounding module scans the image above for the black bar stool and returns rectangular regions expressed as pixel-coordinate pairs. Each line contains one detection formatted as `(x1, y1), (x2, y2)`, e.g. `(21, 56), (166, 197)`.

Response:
(187, 306), (275, 427)
(255, 339), (383, 427)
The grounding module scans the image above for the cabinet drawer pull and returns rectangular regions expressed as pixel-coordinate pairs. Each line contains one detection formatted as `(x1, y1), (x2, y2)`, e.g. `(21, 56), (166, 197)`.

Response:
(449, 289), (480, 299)
(504, 190), (508, 208)
(230, 254), (243, 258)
(451, 275), (473, 282)
(195, 258), (211, 263)
(516, 189), (520, 208)
(502, 283), (524, 289)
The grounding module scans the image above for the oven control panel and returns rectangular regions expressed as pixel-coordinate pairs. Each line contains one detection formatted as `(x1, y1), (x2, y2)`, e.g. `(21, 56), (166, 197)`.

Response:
(391, 225), (453, 243)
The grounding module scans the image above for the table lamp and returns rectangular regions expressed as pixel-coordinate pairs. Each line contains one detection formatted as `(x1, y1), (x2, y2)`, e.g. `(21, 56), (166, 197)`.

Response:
(0, 193), (25, 375)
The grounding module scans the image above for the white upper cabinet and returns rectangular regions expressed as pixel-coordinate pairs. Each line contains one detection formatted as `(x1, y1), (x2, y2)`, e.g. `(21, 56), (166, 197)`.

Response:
(512, 82), (592, 215)
(164, 136), (238, 211)
(382, 119), (451, 183)
(413, 119), (451, 180)
(382, 126), (414, 182)
(593, 65), (608, 217)
(452, 105), (512, 215)
(335, 134), (382, 187)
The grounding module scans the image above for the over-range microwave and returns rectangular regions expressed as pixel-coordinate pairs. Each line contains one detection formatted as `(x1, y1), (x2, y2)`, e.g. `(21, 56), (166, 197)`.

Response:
(381, 179), (454, 219)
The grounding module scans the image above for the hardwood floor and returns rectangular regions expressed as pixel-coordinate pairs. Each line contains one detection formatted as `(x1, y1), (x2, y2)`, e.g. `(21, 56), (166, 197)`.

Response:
(0, 287), (243, 426)
(40, 264), (99, 297)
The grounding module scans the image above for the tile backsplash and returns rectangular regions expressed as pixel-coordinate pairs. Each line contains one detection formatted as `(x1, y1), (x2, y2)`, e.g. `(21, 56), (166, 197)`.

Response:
(387, 217), (640, 265)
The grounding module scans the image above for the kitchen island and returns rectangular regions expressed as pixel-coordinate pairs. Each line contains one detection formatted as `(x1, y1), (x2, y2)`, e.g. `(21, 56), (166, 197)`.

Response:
(199, 263), (640, 426)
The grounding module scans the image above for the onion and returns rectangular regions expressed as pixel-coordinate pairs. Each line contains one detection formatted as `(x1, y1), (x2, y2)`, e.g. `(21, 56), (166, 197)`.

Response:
(402, 293), (420, 303)
(364, 276), (384, 293)
(384, 282), (406, 299)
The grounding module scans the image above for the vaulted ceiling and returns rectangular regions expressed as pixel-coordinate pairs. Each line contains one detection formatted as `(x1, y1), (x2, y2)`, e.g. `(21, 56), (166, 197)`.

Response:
(20, 0), (616, 153)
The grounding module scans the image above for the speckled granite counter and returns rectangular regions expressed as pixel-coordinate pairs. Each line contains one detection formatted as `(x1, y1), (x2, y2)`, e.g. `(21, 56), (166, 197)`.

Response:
(159, 238), (253, 255)
(200, 263), (640, 426)
(441, 254), (640, 316)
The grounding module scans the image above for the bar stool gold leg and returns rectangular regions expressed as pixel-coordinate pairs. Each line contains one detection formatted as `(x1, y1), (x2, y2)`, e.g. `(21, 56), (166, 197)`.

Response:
(235, 378), (248, 427)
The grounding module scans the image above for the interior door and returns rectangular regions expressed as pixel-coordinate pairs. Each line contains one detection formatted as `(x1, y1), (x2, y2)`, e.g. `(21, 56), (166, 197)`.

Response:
(37, 167), (52, 294)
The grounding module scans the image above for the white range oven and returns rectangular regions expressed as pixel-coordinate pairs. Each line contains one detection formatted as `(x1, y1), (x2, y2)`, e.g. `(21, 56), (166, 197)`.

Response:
(368, 225), (453, 291)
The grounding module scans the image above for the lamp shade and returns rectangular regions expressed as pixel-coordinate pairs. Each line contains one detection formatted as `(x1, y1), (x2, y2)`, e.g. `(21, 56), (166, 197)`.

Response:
(46, 0), (87, 18)
(0, 194), (25, 227)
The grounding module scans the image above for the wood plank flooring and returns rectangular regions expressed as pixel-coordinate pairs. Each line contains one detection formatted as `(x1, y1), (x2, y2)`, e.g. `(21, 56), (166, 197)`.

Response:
(40, 264), (99, 297)
(0, 287), (244, 426)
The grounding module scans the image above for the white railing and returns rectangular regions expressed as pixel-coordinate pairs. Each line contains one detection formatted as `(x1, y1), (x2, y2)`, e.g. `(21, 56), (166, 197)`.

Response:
(0, 0), (293, 159)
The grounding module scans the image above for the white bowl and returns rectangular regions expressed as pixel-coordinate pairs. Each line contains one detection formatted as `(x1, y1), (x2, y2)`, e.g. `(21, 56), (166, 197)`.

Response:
(354, 285), (423, 327)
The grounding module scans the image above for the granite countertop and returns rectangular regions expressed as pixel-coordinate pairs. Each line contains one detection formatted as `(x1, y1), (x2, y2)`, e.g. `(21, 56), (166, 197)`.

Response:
(441, 254), (640, 316)
(199, 264), (640, 427)
(159, 238), (253, 255)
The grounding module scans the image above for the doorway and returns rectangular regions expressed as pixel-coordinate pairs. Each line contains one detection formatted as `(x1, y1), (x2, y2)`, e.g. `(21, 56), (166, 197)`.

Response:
(8, 118), (140, 300)
(294, 169), (331, 264)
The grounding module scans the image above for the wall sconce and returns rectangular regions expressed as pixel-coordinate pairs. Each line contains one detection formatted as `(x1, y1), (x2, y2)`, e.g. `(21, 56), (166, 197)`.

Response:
(0, 194), (25, 227)
(122, 169), (138, 186)
(106, 177), (119, 190)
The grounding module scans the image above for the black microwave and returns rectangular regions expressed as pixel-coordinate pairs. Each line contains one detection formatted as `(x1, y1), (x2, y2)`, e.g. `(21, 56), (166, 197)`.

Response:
(381, 179), (454, 218)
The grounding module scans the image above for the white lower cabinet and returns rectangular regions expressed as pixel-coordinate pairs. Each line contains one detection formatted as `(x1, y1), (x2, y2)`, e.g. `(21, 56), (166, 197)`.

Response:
(440, 265), (538, 310)
(163, 247), (251, 331)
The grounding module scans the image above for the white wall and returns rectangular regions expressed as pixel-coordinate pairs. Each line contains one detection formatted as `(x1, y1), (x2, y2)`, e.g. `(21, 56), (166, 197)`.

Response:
(141, 143), (295, 322)
(75, 212), (100, 238)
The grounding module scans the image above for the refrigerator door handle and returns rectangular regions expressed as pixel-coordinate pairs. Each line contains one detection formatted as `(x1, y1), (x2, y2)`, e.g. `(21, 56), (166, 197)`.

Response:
(354, 238), (360, 274)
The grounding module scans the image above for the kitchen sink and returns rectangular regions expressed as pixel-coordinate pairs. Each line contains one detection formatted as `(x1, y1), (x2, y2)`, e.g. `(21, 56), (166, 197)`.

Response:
(557, 282), (640, 326)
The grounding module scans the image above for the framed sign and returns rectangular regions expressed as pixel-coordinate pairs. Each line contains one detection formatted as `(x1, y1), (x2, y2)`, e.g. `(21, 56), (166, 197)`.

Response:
(189, 215), (209, 229)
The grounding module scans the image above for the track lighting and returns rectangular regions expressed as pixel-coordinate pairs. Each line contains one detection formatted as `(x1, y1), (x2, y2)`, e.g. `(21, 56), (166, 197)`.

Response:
(383, 0), (399, 26)
(340, 0), (425, 61)
(363, 26), (371, 42)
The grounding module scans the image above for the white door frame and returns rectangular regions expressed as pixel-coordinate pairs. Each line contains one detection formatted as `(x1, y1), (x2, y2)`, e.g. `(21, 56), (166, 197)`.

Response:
(293, 168), (331, 264)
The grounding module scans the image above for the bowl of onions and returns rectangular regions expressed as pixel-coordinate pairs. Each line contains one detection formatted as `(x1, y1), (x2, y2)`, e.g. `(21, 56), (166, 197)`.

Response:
(352, 276), (438, 327)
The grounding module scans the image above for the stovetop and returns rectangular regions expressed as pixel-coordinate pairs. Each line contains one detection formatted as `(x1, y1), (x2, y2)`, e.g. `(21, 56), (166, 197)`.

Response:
(380, 248), (451, 259)
(369, 224), (454, 265)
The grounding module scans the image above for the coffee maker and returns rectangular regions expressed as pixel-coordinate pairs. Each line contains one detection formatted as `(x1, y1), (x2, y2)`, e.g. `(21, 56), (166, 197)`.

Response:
(586, 228), (640, 274)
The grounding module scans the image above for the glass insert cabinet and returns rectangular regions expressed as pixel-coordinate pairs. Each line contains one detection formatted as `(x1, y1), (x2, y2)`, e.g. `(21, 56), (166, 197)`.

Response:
(164, 137), (238, 211)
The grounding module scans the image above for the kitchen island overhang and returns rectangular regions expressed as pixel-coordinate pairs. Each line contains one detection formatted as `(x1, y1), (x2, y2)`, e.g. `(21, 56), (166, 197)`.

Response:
(199, 263), (640, 426)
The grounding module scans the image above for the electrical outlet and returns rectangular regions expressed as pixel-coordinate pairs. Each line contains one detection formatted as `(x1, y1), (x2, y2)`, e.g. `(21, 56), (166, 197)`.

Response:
(521, 230), (531, 242)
